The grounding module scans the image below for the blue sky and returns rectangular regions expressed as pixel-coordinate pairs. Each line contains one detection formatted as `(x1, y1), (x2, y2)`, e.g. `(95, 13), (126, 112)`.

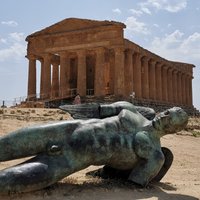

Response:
(0, 0), (199, 109)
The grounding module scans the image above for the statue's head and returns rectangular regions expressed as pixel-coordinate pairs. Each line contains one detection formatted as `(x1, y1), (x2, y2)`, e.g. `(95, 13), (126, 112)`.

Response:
(152, 107), (188, 134)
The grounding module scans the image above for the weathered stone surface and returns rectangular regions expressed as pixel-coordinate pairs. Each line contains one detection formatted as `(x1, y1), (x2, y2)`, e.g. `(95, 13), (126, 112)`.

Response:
(25, 18), (194, 108)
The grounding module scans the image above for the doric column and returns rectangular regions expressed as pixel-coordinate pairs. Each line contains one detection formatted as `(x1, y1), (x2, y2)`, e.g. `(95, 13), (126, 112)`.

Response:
(149, 59), (156, 100)
(181, 73), (186, 105)
(95, 47), (105, 96)
(141, 56), (149, 99)
(59, 52), (70, 97)
(177, 72), (182, 104)
(114, 47), (125, 96)
(172, 70), (178, 104)
(52, 60), (59, 98)
(109, 52), (115, 94)
(162, 65), (168, 102)
(189, 76), (193, 106)
(43, 53), (52, 99)
(186, 75), (190, 106)
(155, 62), (162, 101)
(27, 55), (36, 100)
(77, 50), (86, 96)
(133, 53), (142, 98)
(168, 68), (173, 103)
(39, 59), (45, 99)
(124, 49), (134, 96)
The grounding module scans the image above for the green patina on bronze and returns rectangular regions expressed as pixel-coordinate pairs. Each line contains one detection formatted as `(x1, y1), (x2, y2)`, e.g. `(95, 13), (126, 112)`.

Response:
(0, 101), (188, 194)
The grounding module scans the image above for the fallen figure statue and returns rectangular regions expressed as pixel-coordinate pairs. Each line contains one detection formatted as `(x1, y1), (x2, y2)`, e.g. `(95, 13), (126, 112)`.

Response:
(0, 101), (188, 194)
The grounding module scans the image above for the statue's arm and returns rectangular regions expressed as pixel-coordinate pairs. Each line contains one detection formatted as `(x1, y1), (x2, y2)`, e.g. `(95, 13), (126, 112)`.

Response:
(129, 131), (164, 186)
(59, 101), (155, 120)
(59, 101), (136, 119)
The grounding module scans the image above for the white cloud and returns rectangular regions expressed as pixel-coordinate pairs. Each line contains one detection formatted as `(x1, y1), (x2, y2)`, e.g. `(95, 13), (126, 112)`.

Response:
(9, 32), (24, 42)
(129, 9), (143, 17)
(180, 32), (200, 59)
(148, 30), (200, 63)
(146, 30), (200, 110)
(141, 7), (152, 15)
(125, 16), (150, 35)
(0, 32), (26, 62)
(0, 38), (7, 44)
(140, 0), (187, 13)
(112, 8), (121, 14)
(0, 43), (26, 62)
(1, 20), (18, 27)
(153, 24), (159, 28)
(129, 7), (151, 16)
(167, 24), (172, 28)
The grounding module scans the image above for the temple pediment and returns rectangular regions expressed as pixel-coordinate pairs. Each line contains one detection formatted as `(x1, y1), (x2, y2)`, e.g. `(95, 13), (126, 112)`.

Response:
(26, 18), (125, 40)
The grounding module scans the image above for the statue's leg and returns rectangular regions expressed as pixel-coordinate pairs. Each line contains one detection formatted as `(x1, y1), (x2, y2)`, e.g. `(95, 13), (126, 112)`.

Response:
(151, 147), (173, 182)
(128, 151), (165, 187)
(0, 153), (73, 194)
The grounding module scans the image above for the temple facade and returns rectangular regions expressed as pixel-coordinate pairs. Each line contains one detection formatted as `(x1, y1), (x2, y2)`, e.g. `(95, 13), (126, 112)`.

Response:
(26, 18), (195, 107)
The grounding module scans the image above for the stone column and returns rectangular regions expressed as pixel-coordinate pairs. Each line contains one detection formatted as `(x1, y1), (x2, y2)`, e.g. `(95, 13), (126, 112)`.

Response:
(52, 61), (59, 98)
(124, 49), (133, 96)
(39, 59), (46, 99)
(162, 66), (168, 102)
(27, 55), (36, 100)
(149, 59), (156, 100)
(77, 50), (86, 96)
(186, 75), (190, 106)
(184, 74), (188, 105)
(59, 52), (70, 97)
(109, 51), (115, 95)
(133, 53), (142, 98)
(172, 70), (178, 104)
(168, 68), (173, 103)
(95, 47), (105, 96)
(141, 56), (149, 99)
(189, 76), (193, 106)
(155, 62), (162, 101)
(177, 72), (182, 104)
(181, 74), (186, 105)
(43, 53), (52, 99)
(114, 47), (125, 96)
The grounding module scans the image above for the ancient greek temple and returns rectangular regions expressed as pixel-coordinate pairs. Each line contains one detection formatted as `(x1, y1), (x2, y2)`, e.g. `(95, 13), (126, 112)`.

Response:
(26, 18), (194, 107)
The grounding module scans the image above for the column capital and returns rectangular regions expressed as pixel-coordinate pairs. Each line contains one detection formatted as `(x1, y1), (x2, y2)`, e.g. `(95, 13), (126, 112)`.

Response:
(76, 49), (86, 56)
(162, 64), (169, 70)
(126, 48), (134, 54)
(141, 55), (150, 62)
(172, 69), (178, 74)
(133, 52), (142, 61)
(59, 51), (69, 57)
(155, 62), (163, 68)
(168, 67), (174, 72)
(51, 55), (60, 65)
(113, 46), (125, 54)
(149, 59), (157, 65)
(26, 54), (37, 60)
(94, 47), (105, 55)
(41, 53), (52, 60)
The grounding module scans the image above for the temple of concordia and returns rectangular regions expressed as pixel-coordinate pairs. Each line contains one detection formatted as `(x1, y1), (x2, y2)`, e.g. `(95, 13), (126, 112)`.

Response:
(25, 18), (197, 113)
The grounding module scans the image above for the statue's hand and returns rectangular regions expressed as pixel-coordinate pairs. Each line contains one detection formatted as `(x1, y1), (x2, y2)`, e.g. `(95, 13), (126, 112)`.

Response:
(59, 103), (100, 119)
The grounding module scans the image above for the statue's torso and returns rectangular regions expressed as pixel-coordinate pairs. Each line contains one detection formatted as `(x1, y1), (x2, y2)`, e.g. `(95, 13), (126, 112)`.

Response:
(69, 109), (158, 170)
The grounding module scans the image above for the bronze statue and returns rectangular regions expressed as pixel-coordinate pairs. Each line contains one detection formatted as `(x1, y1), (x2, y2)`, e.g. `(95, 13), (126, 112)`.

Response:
(0, 101), (188, 194)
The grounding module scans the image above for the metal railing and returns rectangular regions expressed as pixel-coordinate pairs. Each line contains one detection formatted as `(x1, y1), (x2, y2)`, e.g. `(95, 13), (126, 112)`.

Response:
(1, 87), (113, 107)
(86, 89), (94, 96)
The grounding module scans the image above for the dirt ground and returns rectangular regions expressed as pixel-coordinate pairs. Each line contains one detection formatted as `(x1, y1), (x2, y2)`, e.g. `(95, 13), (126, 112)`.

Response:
(0, 108), (199, 200)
